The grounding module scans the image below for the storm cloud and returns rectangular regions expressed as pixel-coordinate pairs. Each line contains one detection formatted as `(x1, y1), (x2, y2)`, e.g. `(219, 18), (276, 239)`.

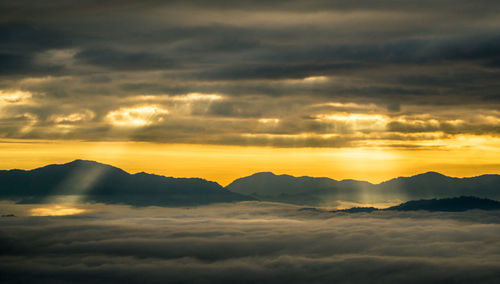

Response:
(1, 1), (500, 147)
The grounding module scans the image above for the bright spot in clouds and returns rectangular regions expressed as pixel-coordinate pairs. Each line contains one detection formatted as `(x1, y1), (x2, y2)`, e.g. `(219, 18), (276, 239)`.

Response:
(172, 92), (223, 101)
(302, 76), (328, 82)
(320, 113), (387, 122)
(106, 105), (169, 127)
(312, 102), (378, 110)
(0, 90), (32, 103)
(258, 118), (280, 124)
(317, 113), (389, 131)
(30, 205), (87, 216)
(52, 110), (95, 124)
(131, 93), (223, 102)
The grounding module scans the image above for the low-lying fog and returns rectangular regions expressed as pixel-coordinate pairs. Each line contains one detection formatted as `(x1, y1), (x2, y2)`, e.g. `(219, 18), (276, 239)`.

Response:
(1, 201), (500, 283)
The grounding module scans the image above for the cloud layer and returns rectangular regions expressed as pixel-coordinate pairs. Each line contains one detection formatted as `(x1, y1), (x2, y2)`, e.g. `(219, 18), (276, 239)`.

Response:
(1, 202), (500, 283)
(1, 1), (500, 147)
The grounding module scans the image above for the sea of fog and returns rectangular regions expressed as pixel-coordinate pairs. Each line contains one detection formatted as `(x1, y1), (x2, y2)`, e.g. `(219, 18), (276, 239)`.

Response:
(1, 201), (500, 283)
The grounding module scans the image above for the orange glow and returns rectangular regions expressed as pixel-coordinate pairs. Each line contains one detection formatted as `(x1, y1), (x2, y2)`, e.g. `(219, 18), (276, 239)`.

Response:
(30, 205), (87, 216)
(1, 137), (500, 186)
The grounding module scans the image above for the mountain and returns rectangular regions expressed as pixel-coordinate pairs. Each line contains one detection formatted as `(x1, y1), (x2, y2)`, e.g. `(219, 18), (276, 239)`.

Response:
(3, 161), (500, 207)
(329, 196), (500, 213)
(0, 160), (252, 206)
(226, 172), (500, 206)
(377, 172), (500, 199)
(333, 207), (379, 213)
(385, 196), (500, 212)
(226, 172), (344, 205)
(226, 172), (387, 205)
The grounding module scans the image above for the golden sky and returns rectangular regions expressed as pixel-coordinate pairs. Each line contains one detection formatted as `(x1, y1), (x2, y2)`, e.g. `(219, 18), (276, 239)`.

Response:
(1, 1), (500, 184)
(2, 137), (499, 186)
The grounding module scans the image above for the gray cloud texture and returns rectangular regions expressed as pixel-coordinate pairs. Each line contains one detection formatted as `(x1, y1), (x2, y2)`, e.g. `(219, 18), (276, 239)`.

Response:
(1, 202), (500, 283)
(1, 1), (500, 146)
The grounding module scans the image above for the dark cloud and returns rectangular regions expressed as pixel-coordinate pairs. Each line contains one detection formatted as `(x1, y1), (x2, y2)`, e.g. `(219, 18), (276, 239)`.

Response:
(1, 1), (500, 146)
(81, 75), (112, 84)
(0, 53), (65, 77)
(0, 53), (33, 75)
(196, 62), (366, 81)
(2, 1), (500, 18)
(206, 101), (263, 117)
(75, 48), (173, 70)
(0, 23), (70, 52)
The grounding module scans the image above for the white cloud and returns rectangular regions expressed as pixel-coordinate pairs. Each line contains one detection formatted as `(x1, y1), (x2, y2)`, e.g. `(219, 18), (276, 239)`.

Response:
(106, 105), (169, 127)
(0, 90), (32, 104)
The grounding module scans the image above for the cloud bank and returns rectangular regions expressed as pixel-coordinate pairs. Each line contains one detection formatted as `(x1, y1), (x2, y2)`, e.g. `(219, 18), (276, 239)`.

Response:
(1, 202), (500, 283)
(1, 1), (500, 148)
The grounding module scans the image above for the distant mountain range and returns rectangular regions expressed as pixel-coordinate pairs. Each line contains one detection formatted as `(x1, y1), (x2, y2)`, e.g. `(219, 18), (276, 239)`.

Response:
(329, 196), (500, 213)
(1, 160), (500, 207)
(227, 172), (500, 205)
(0, 160), (252, 206)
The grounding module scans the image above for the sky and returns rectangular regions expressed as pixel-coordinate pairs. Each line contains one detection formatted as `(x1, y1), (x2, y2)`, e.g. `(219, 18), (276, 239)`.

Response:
(1, 1), (500, 183)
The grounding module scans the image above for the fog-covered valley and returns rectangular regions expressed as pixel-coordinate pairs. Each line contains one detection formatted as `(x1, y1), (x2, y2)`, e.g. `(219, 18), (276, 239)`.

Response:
(1, 201), (500, 283)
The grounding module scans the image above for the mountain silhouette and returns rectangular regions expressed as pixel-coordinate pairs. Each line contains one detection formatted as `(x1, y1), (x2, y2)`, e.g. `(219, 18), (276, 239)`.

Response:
(0, 160), (252, 206)
(227, 172), (500, 205)
(225, 172), (343, 205)
(385, 196), (500, 212)
(2, 161), (500, 207)
(333, 207), (379, 213)
(331, 196), (500, 213)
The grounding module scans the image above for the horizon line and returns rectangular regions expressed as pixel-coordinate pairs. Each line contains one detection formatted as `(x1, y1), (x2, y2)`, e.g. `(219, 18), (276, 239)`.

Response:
(3, 158), (500, 187)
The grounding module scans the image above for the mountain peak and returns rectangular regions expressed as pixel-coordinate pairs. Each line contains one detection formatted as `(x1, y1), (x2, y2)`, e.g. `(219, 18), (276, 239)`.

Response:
(67, 159), (102, 165)
(380, 171), (449, 185)
(419, 171), (446, 177)
(0, 160), (252, 206)
(250, 172), (277, 177)
(59, 159), (130, 174)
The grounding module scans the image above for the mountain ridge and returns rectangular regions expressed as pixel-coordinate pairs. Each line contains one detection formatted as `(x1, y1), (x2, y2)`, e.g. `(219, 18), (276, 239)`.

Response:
(2, 160), (500, 207)
(327, 196), (500, 213)
(235, 170), (499, 185)
(0, 159), (252, 206)
(7, 161), (498, 186)
(227, 171), (500, 205)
